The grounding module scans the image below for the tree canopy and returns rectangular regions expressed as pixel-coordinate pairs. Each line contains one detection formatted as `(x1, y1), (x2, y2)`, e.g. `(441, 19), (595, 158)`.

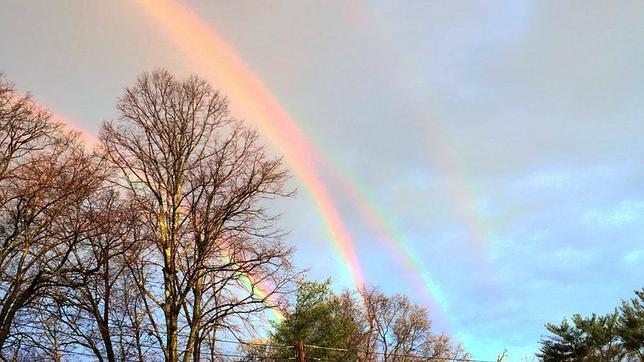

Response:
(245, 280), (468, 361)
(538, 288), (644, 361)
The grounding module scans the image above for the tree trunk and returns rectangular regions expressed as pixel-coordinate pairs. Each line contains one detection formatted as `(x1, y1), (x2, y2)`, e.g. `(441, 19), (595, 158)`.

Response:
(98, 320), (115, 362)
(183, 275), (203, 362)
(99, 255), (116, 362)
(165, 306), (179, 362)
(296, 341), (305, 362)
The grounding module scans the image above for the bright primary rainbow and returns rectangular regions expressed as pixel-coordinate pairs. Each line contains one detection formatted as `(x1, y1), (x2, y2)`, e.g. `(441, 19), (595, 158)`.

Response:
(134, 0), (365, 289)
(133, 0), (468, 329)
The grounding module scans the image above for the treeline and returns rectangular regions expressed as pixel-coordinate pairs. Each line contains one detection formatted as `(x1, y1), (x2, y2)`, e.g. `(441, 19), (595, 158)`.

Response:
(0, 70), (298, 361)
(0, 70), (466, 362)
(241, 280), (468, 361)
(538, 288), (644, 361)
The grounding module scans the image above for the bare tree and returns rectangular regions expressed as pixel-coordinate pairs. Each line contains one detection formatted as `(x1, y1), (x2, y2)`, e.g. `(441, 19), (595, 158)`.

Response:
(0, 75), (114, 360)
(0, 135), (106, 357)
(0, 75), (59, 181)
(359, 287), (469, 361)
(1, 71), (470, 362)
(100, 70), (297, 362)
(47, 189), (150, 362)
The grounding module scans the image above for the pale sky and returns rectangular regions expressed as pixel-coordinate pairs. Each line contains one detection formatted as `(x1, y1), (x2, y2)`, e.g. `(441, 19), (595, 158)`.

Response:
(2, 1), (644, 359)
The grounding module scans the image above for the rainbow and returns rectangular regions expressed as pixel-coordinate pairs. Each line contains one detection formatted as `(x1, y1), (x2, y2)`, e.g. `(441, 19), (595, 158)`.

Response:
(134, 0), (365, 289)
(133, 0), (458, 322)
(9, 92), (99, 147)
(219, 252), (285, 322)
(318, 156), (452, 328)
(133, 0), (471, 332)
(241, 277), (285, 322)
(343, 1), (492, 253)
(423, 123), (491, 253)
(40, 0), (499, 346)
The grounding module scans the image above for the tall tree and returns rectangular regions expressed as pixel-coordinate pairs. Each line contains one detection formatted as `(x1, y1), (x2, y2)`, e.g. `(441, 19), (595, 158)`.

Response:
(100, 70), (296, 362)
(0, 75), (107, 358)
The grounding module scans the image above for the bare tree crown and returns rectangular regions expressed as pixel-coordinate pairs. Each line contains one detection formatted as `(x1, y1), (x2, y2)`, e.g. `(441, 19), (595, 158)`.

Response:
(99, 70), (296, 362)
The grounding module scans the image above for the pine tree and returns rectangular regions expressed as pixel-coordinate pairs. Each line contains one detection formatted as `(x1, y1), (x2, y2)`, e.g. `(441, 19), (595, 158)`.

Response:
(538, 313), (621, 361)
(269, 280), (364, 361)
(618, 288), (644, 360)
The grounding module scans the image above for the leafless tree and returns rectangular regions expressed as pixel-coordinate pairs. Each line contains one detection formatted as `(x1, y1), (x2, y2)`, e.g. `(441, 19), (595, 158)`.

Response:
(2, 71), (469, 362)
(0, 117), (106, 360)
(359, 287), (469, 361)
(46, 189), (151, 362)
(0, 74), (60, 182)
(100, 70), (297, 362)
(0, 74), (159, 362)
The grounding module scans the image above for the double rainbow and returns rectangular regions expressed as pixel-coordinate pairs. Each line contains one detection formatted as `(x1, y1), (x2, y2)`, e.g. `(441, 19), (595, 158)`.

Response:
(57, 0), (473, 329)
(134, 0), (365, 290)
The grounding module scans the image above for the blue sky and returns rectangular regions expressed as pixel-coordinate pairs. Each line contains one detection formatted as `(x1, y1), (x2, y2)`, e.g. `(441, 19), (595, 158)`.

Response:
(2, 1), (643, 359)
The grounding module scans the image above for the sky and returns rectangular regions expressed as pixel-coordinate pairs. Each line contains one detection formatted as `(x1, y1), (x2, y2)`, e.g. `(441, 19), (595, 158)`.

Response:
(2, 1), (644, 359)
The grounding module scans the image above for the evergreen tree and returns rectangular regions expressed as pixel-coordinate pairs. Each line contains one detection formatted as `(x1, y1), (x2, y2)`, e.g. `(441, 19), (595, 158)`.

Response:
(538, 313), (621, 361)
(539, 288), (644, 361)
(270, 280), (364, 361)
(618, 288), (644, 359)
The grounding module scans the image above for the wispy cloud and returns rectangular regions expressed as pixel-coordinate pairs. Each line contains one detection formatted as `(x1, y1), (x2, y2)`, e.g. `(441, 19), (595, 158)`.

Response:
(583, 201), (644, 228)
